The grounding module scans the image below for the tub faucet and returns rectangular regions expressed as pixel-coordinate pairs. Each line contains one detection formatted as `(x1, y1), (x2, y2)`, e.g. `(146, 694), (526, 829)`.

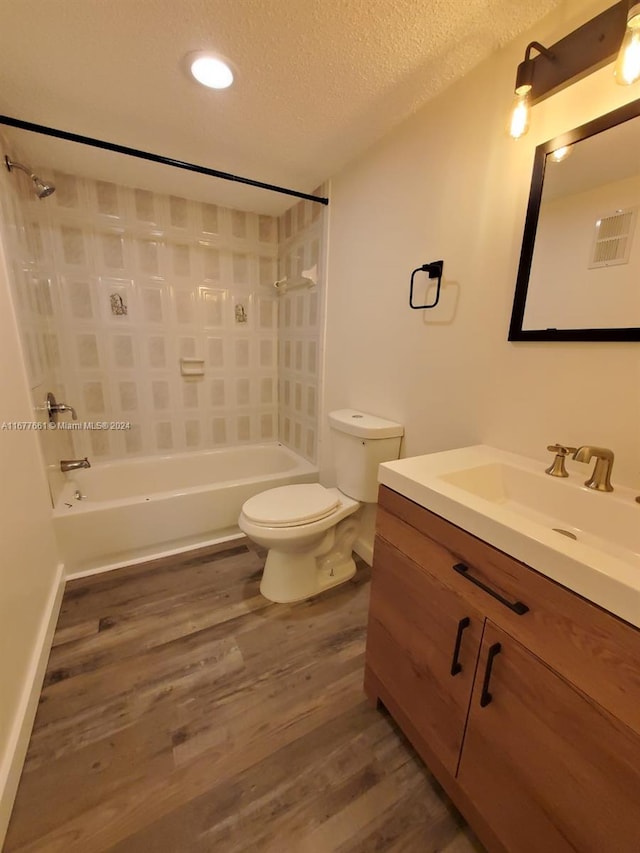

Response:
(60, 457), (91, 473)
(572, 446), (614, 492)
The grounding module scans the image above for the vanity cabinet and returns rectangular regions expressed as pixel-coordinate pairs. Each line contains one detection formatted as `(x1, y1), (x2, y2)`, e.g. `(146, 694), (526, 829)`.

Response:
(367, 536), (483, 775)
(459, 623), (640, 853)
(365, 486), (640, 853)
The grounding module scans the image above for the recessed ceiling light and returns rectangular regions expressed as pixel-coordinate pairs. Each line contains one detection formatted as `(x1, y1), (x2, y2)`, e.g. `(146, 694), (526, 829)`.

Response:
(188, 53), (234, 89)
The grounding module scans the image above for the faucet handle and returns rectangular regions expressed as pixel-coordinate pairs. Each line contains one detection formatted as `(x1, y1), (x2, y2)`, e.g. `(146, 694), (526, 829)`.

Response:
(547, 444), (577, 456)
(57, 403), (78, 420)
(46, 392), (78, 422)
(545, 444), (578, 478)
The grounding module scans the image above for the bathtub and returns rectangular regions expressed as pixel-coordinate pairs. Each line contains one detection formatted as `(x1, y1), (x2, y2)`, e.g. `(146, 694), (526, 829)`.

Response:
(53, 442), (318, 578)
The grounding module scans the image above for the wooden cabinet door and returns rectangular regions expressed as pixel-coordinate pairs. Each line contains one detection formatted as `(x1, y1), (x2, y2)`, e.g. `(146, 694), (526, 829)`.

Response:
(458, 622), (640, 853)
(366, 536), (484, 775)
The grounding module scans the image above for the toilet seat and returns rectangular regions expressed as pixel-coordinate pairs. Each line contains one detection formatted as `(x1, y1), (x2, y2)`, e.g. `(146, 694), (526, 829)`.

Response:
(242, 483), (341, 528)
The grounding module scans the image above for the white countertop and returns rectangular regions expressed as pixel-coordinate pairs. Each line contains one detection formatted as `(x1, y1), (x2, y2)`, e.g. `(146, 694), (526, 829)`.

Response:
(378, 445), (640, 628)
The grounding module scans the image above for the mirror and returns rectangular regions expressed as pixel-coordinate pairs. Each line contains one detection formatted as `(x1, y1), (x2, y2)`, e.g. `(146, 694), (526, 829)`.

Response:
(509, 98), (640, 341)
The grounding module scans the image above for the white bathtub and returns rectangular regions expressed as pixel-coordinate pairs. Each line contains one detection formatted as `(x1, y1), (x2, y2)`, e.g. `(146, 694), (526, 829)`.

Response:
(53, 443), (317, 578)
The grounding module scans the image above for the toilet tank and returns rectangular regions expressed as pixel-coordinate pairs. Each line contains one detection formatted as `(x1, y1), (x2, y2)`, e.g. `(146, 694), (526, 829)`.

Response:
(329, 409), (404, 502)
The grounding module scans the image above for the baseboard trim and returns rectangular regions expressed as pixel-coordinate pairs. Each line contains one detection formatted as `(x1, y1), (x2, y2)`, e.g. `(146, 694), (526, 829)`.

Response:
(354, 536), (373, 566)
(0, 562), (65, 846)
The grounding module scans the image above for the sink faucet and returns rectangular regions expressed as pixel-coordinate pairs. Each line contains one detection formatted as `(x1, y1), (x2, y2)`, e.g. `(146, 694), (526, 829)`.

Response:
(60, 457), (91, 473)
(572, 446), (614, 492)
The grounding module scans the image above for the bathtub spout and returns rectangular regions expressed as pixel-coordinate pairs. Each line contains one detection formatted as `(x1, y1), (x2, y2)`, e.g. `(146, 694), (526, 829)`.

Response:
(60, 457), (91, 472)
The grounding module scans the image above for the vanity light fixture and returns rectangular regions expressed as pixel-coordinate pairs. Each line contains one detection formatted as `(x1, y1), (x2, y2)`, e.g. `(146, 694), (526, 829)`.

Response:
(615, 3), (640, 84)
(508, 2), (635, 140)
(188, 52), (234, 89)
(509, 42), (554, 139)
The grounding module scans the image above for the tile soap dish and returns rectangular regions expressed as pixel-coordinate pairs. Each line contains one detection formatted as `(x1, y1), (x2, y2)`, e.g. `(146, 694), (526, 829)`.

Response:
(180, 357), (205, 377)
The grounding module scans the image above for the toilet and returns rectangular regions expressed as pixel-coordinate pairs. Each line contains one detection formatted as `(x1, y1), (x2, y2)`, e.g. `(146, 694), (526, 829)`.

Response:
(239, 409), (404, 603)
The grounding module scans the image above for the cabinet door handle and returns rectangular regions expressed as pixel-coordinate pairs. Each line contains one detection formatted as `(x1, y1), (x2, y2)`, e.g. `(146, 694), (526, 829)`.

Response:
(452, 563), (529, 615)
(450, 617), (471, 676)
(479, 642), (502, 707)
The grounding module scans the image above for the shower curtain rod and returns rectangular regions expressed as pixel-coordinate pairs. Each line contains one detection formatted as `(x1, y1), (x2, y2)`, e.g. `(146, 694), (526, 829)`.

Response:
(0, 115), (329, 206)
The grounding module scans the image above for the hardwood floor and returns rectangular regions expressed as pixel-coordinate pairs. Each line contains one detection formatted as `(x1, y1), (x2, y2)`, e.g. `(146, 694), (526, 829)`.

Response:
(5, 540), (483, 852)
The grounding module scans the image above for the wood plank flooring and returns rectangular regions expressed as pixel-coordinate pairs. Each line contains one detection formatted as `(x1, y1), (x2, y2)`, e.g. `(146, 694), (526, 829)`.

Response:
(5, 540), (484, 852)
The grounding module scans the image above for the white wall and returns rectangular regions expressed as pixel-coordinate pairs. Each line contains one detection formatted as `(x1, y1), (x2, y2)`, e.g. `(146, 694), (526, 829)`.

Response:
(0, 226), (63, 841)
(321, 0), (640, 492)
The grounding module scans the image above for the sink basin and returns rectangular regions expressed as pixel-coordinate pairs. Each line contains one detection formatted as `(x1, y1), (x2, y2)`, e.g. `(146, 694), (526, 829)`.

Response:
(440, 461), (640, 560)
(378, 446), (640, 627)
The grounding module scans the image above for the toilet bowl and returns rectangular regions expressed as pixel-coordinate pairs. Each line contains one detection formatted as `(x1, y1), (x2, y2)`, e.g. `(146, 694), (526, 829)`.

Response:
(239, 409), (404, 603)
(239, 483), (360, 603)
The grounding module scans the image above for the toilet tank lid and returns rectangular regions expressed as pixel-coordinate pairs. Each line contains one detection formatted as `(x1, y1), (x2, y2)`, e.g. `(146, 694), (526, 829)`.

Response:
(328, 409), (404, 439)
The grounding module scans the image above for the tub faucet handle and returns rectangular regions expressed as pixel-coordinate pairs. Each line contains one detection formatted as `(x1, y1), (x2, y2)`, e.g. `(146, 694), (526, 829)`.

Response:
(47, 392), (77, 422)
(56, 403), (77, 420)
(545, 444), (577, 478)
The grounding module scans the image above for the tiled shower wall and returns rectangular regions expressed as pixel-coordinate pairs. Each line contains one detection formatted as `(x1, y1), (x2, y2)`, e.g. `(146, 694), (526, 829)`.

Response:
(277, 195), (325, 462)
(15, 170), (282, 462)
(0, 160), (58, 393)
(0, 136), (73, 500)
(1, 145), (326, 479)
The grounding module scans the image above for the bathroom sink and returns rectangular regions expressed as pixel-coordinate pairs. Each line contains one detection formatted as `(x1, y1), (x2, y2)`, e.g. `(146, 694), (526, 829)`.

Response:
(378, 445), (640, 627)
(440, 461), (640, 557)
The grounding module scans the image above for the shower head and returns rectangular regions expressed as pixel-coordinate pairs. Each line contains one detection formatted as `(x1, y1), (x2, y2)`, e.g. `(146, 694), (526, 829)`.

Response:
(32, 175), (56, 199)
(4, 156), (56, 199)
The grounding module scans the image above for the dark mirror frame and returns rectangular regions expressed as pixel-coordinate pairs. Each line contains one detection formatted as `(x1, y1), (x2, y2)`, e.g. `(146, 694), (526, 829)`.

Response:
(508, 97), (640, 342)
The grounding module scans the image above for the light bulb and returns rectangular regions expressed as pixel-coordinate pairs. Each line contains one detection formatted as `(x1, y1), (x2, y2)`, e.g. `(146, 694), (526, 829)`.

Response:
(614, 3), (640, 86)
(549, 146), (571, 163)
(509, 92), (531, 139)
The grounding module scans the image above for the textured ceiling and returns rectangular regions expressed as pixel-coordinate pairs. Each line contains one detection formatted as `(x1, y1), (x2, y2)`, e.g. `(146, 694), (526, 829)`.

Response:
(0, 0), (561, 214)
